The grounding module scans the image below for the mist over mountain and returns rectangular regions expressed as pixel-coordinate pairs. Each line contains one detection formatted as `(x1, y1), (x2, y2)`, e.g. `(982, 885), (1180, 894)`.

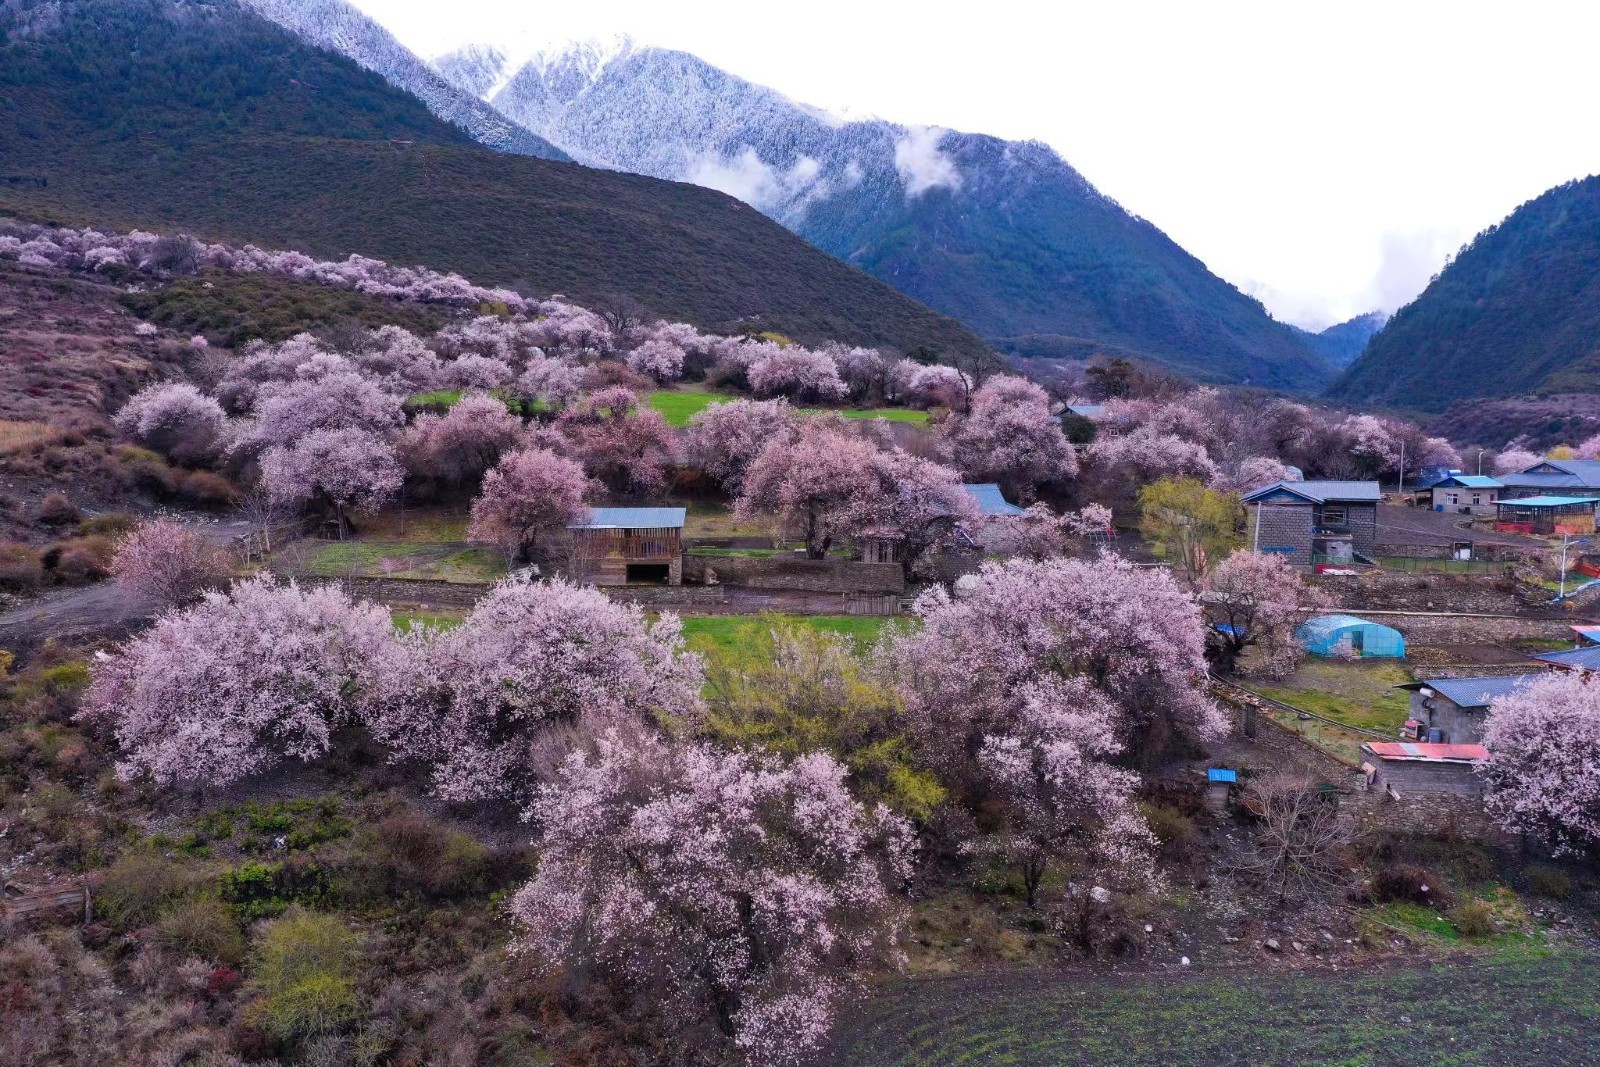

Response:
(1291, 311), (1387, 369)
(1331, 176), (1600, 412)
(421, 37), (1331, 390)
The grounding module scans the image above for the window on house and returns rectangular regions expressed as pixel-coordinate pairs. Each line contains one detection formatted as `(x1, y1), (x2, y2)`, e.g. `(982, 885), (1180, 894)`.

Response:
(1471, 494), (1481, 505)
(1321, 506), (1348, 526)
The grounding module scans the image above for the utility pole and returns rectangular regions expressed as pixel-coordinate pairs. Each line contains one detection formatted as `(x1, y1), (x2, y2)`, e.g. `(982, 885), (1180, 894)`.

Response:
(1477, 449), (1487, 476)
(1397, 439), (1405, 497)
(1252, 502), (1262, 551)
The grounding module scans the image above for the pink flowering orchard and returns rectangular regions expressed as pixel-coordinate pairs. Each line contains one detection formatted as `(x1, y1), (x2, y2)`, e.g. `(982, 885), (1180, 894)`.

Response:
(943, 374), (1077, 501)
(737, 421), (891, 558)
(399, 391), (523, 486)
(688, 397), (800, 494)
(509, 727), (914, 1067)
(109, 520), (231, 608)
(83, 577), (395, 788)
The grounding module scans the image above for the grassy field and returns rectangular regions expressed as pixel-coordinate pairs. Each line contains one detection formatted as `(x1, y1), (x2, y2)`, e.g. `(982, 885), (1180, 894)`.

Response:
(680, 614), (899, 664)
(646, 387), (934, 428)
(291, 539), (506, 583)
(830, 949), (1600, 1066)
(1252, 660), (1414, 734)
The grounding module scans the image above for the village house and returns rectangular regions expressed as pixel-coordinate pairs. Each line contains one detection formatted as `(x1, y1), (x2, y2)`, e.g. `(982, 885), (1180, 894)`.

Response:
(1428, 474), (1503, 516)
(1497, 458), (1600, 500)
(568, 506), (685, 586)
(1359, 741), (1490, 798)
(1530, 644), (1600, 672)
(1396, 675), (1542, 745)
(1240, 480), (1380, 568)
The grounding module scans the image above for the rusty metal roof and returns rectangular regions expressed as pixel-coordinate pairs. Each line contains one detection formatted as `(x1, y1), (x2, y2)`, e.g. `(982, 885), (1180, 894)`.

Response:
(1363, 741), (1490, 762)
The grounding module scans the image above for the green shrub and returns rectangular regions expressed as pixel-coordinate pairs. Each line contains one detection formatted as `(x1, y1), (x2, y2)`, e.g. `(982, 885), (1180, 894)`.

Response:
(221, 858), (330, 920)
(1450, 900), (1496, 940)
(1526, 864), (1573, 900)
(1139, 802), (1196, 855)
(153, 898), (246, 964)
(76, 512), (139, 537)
(97, 851), (213, 929)
(338, 812), (488, 900)
(255, 908), (364, 1040)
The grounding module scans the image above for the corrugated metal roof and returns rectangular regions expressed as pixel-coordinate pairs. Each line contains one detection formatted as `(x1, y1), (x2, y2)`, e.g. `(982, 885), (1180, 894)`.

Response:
(1572, 625), (1600, 644)
(1496, 495), (1597, 508)
(1500, 459), (1600, 490)
(1435, 475), (1502, 489)
(1065, 403), (1105, 418)
(570, 507), (686, 529)
(1363, 741), (1490, 762)
(1533, 645), (1600, 671)
(1242, 480), (1381, 504)
(1207, 768), (1238, 783)
(962, 483), (1026, 516)
(1411, 675), (1541, 708)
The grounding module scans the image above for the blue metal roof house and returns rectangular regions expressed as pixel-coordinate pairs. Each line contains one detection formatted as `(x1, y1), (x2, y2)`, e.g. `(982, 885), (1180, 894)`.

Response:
(1498, 459), (1600, 500)
(961, 483), (1026, 517)
(1295, 614), (1405, 658)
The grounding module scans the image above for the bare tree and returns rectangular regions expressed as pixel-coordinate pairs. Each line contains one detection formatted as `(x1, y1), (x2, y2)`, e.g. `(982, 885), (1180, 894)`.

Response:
(240, 486), (288, 560)
(1234, 772), (1356, 903)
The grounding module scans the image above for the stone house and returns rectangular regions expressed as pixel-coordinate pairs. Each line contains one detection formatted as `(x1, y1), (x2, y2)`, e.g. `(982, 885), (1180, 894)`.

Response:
(1359, 742), (1489, 798)
(569, 507), (685, 586)
(1240, 480), (1380, 568)
(1396, 675), (1542, 745)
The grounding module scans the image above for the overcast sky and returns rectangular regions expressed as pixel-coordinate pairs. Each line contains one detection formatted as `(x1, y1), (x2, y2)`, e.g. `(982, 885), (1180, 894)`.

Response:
(351, 0), (1600, 330)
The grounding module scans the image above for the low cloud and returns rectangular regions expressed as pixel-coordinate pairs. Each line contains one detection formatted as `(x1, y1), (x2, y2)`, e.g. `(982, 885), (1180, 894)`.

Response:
(893, 125), (962, 197)
(685, 148), (829, 216)
(1365, 228), (1470, 314)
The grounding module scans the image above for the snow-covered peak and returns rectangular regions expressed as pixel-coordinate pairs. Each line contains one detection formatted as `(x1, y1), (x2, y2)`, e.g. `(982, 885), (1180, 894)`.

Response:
(432, 43), (512, 100)
(522, 34), (637, 87)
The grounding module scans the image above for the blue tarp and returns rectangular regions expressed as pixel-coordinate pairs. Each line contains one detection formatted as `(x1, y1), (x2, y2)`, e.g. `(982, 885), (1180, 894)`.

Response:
(1295, 614), (1405, 658)
(1207, 768), (1238, 784)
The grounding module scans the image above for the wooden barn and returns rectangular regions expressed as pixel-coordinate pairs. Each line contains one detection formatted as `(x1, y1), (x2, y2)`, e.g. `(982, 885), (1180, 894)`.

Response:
(569, 507), (686, 586)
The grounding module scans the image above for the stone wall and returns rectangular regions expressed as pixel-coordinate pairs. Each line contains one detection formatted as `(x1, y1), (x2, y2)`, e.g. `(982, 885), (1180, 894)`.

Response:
(1253, 504), (1313, 566)
(342, 577), (484, 608)
(1311, 568), (1537, 614)
(1349, 502), (1378, 558)
(1349, 785), (1511, 847)
(682, 554), (905, 594)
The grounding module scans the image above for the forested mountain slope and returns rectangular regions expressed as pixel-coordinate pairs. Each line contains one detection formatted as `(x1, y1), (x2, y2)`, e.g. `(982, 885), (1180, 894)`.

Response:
(0, 0), (987, 356)
(1331, 177), (1600, 411)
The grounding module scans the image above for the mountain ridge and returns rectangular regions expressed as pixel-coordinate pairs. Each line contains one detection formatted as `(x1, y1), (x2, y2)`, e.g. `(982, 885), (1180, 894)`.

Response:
(0, 0), (989, 358)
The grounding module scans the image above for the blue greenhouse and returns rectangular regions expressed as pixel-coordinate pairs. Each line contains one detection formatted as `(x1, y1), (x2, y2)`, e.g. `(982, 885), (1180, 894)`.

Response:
(1295, 614), (1405, 659)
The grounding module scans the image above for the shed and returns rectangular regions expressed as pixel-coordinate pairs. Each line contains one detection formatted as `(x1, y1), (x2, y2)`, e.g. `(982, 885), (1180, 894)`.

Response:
(1396, 675), (1540, 744)
(1360, 741), (1488, 797)
(1494, 495), (1598, 535)
(1295, 614), (1405, 658)
(568, 506), (686, 586)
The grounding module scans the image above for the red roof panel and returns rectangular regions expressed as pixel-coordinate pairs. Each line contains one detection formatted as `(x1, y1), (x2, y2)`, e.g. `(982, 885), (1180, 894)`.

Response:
(1364, 742), (1490, 761)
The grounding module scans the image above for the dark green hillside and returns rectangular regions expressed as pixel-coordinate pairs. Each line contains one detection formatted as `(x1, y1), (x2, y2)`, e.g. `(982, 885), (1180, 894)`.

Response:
(1291, 310), (1385, 369)
(1330, 176), (1600, 411)
(0, 0), (987, 356)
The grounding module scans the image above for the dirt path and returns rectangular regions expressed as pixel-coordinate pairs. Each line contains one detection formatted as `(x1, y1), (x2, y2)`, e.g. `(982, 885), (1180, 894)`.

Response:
(0, 582), (156, 659)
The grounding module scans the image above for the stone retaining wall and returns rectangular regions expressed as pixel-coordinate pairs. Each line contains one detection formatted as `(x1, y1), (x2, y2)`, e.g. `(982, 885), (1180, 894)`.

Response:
(682, 554), (905, 594)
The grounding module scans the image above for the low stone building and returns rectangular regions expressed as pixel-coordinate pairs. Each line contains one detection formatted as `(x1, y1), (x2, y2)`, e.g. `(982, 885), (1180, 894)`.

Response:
(1396, 675), (1542, 745)
(1241, 480), (1380, 569)
(1360, 741), (1489, 798)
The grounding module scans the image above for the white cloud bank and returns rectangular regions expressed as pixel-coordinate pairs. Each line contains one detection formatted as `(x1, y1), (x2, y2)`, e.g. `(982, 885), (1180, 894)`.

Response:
(893, 125), (962, 197)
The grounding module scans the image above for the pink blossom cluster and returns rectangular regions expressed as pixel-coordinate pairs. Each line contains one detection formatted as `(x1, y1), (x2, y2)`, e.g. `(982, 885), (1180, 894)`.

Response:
(112, 382), (227, 466)
(508, 727), (913, 1065)
(467, 447), (592, 559)
(1482, 672), (1600, 853)
(109, 520), (231, 608)
(83, 577), (395, 787)
(943, 375), (1078, 500)
(747, 344), (850, 402)
(369, 579), (704, 810)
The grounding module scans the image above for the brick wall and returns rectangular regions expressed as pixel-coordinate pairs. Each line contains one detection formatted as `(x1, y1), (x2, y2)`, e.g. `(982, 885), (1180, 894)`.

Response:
(682, 554), (905, 593)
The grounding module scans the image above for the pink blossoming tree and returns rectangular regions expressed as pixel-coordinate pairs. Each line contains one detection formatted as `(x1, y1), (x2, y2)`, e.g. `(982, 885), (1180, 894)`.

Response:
(1481, 672), (1600, 853)
(261, 428), (403, 537)
(467, 448), (592, 562)
(512, 356), (584, 414)
(554, 386), (678, 498)
(943, 375), (1078, 501)
(113, 382), (227, 466)
(368, 579), (703, 810)
(737, 422), (890, 558)
(83, 577), (394, 788)
(508, 727), (914, 1066)
(399, 392), (523, 486)
(688, 398), (800, 495)
(747, 345), (849, 403)
(1205, 549), (1313, 673)
(110, 520), (231, 608)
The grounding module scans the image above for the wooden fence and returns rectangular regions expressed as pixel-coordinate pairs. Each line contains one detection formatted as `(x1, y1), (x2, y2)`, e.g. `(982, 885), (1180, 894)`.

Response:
(2, 880), (91, 926)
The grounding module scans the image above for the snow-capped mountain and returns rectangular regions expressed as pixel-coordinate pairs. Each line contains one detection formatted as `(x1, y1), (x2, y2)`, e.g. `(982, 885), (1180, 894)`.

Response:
(430, 38), (1331, 389)
(240, 0), (566, 160)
